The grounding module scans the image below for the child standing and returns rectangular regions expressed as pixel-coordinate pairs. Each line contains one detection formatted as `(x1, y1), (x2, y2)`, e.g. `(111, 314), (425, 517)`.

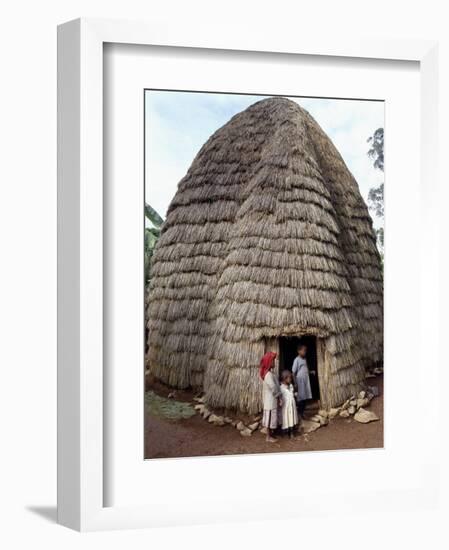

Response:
(292, 343), (313, 418)
(280, 370), (299, 438)
(260, 351), (281, 443)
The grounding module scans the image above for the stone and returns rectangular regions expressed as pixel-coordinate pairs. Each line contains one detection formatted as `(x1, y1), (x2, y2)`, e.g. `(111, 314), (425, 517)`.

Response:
(240, 428), (252, 437)
(248, 421), (259, 431)
(354, 408), (379, 424)
(260, 426), (268, 435)
(301, 419), (321, 433)
(349, 399), (357, 407)
(236, 421), (246, 431)
(374, 367), (383, 375)
(208, 414), (225, 426)
(193, 396), (205, 404)
(339, 409), (350, 418)
(224, 416), (233, 424)
(202, 409), (211, 420)
(311, 414), (328, 426)
(167, 392), (175, 399)
(194, 404), (204, 412)
(368, 385), (379, 397)
(341, 399), (351, 410)
(328, 407), (341, 419)
(356, 397), (370, 410)
(348, 406), (356, 415)
(358, 391), (366, 399)
(318, 409), (329, 419)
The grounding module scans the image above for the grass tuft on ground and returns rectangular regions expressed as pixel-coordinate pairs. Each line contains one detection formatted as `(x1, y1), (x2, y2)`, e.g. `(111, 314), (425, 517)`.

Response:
(145, 390), (196, 421)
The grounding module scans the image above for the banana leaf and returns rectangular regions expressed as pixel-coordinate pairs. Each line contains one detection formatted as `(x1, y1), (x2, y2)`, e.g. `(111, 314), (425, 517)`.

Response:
(144, 203), (164, 286)
(147, 227), (161, 238)
(145, 203), (163, 227)
(145, 228), (158, 251)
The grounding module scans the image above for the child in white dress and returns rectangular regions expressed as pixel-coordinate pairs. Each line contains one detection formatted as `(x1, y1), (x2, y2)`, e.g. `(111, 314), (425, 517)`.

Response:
(280, 370), (299, 438)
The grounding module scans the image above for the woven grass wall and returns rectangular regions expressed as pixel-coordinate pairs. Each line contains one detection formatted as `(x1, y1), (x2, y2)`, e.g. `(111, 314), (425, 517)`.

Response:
(147, 98), (383, 413)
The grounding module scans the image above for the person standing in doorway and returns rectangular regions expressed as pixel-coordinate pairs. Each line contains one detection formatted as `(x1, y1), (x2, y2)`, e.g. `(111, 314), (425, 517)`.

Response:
(292, 343), (313, 418)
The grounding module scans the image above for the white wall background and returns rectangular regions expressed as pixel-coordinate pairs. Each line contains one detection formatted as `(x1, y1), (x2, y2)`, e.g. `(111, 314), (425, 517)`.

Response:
(0, 1), (448, 548)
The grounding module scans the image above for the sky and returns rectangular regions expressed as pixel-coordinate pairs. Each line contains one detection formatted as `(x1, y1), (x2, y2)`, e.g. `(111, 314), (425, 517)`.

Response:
(145, 91), (384, 228)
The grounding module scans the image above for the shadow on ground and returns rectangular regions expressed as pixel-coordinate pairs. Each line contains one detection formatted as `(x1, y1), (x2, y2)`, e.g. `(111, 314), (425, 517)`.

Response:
(26, 506), (57, 523)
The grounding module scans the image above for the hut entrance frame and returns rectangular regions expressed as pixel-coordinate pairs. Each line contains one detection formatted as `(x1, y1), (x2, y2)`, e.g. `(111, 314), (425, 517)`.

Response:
(278, 335), (320, 402)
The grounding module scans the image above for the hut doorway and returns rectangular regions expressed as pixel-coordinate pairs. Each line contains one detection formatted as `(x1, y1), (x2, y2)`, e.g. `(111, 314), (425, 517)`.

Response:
(279, 335), (320, 401)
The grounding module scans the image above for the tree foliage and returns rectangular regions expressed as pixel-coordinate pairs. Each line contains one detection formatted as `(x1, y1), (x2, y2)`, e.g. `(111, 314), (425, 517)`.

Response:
(145, 203), (163, 286)
(367, 127), (384, 171)
(367, 128), (384, 258)
(368, 182), (384, 218)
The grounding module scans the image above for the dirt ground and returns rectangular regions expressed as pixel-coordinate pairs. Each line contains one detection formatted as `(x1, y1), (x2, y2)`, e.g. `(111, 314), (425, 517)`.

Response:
(144, 374), (383, 459)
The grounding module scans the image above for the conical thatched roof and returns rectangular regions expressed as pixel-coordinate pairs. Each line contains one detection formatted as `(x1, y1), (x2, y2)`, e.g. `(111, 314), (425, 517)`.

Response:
(146, 97), (383, 413)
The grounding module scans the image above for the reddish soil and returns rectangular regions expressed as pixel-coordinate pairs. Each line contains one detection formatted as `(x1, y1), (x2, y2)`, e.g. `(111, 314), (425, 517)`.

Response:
(144, 374), (383, 459)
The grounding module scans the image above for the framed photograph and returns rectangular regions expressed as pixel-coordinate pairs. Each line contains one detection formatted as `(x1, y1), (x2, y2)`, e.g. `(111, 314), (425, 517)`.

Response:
(143, 89), (385, 457)
(58, 18), (440, 530)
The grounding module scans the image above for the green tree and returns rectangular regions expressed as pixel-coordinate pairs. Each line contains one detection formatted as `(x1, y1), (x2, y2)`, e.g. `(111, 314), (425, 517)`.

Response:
(367, 127), (384, 171)
(368, 183), (384, 218)
(367, 128), (384, 256)
(145, 203), (164, 286)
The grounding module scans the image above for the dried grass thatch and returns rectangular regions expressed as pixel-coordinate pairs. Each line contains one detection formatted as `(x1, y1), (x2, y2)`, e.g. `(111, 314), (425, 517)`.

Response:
(146, 97), (383, 413)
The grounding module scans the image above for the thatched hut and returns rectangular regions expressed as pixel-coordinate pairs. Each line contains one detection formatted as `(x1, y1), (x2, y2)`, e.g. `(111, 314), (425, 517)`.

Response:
(146, 97), (383, 414)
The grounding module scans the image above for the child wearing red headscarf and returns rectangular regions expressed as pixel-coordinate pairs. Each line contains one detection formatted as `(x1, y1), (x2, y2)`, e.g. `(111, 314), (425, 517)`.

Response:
(260, 352), (282, 443)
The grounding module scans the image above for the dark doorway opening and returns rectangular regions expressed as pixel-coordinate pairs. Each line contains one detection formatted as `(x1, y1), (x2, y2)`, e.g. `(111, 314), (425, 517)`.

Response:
(279, 335), (320, 401)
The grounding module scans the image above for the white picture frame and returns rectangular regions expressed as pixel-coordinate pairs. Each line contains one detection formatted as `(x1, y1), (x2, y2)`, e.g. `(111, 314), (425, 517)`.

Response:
(57, 17), (440, 531)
